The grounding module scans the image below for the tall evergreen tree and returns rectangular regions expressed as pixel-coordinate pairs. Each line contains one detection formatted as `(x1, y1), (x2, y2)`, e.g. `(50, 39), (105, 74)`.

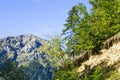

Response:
(62, 3), (89, 57)
(62, 0), (120, 57)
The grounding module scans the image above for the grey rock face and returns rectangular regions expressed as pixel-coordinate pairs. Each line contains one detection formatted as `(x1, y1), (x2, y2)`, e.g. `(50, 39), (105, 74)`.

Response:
(0, 34), (53, 80)
(0, 34), (49, 65)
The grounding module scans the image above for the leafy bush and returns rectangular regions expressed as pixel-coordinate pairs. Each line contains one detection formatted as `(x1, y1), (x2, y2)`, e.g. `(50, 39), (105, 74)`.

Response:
(106, 71), (120, 80)
(79, 63), (113, 80)
(53, 68), (79, 80)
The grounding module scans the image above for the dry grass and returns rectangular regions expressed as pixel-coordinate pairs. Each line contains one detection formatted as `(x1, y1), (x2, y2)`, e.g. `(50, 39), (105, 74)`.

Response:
(78, 42), (120, 73)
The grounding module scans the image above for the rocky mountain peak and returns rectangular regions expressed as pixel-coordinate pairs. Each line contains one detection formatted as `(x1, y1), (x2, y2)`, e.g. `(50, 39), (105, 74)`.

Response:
(0, 34), (52, 80)
(0, 34), (49, 65)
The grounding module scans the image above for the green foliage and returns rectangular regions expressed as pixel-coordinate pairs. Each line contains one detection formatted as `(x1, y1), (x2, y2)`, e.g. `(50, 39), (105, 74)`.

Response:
(42, 1), (120, 79)
(79, 65), (120, 80)
(106, 71), (120, 80)
(62, 3), (89, 57)
(62, 0), (120, 57)
(24, 60), (52, 80)
(53, 68), (79, 80)
(8, 65), (29, 80)
(40, 35), (67, 69)
(79, 63), (113, 80)
(0, 60), (16, 80)
(0, 59), (29, 80)
(39, 35), (80, 79)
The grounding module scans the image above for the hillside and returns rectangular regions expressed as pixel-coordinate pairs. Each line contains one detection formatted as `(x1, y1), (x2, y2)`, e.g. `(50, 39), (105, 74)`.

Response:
(77, 33), (120, 80)
(1, 33), (120, 80)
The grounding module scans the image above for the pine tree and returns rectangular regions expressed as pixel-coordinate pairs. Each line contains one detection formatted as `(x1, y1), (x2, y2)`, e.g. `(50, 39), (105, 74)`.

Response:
(62, 0), (120, 57)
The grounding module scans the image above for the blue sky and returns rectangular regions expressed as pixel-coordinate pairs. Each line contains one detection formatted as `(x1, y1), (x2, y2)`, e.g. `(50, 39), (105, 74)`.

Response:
(0, 0), (91, 39)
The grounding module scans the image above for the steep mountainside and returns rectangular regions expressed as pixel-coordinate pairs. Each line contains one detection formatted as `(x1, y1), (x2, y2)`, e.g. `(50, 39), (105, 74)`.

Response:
(0, 34), (48, 64)
(0, 34), (52, 80)
(78, 42), (120, 73)
(77, 33), (120, 79)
